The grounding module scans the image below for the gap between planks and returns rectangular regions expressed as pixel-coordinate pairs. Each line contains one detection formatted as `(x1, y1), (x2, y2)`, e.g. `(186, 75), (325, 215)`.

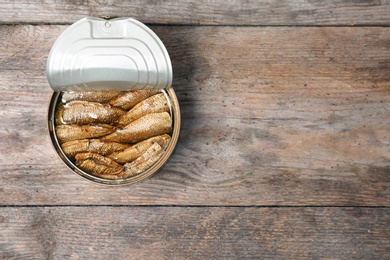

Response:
(0, 205), (388, 208)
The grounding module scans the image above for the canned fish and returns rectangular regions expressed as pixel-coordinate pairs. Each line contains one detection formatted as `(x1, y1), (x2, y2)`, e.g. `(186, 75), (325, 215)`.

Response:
(46, 18), (180, 185)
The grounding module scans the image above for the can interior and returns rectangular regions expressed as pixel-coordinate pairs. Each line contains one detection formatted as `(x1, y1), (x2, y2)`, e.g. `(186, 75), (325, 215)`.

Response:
(47, 89), (180, 185)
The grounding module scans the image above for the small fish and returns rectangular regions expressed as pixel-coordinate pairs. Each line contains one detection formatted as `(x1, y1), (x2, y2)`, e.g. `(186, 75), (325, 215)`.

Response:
(96, 142), (165, 180)
(61, 101), (126, 125)
(55, 102), (65, 125)
(61, 91), (125, 103)
(119, 142), (165, 178)
(101, 112), (172, 143)
(55, 124), (116, 143)
(109, 90), (160, 110)
(62, 139), (129, 158)
(75, 152), (124, 176)
(117, 93), (170, 127)
(108, 134), (171, 164)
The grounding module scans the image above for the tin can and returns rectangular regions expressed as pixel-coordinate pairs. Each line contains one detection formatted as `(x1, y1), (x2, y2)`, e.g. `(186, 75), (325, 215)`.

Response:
(46, 17), (180, 185)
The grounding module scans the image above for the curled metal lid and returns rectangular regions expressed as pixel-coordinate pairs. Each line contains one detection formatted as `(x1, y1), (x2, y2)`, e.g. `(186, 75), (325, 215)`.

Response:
(46, 17), (172, 91)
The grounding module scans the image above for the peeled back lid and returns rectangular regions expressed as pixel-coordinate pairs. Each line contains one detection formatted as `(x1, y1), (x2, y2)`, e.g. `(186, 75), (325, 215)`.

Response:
(46, 17), (172, 91)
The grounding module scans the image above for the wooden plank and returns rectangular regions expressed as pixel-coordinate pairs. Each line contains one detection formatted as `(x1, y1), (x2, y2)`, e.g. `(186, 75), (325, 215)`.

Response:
(1, 0), (390, 25)
(0, 207), (389, 259)
(0, 25), (389, 206)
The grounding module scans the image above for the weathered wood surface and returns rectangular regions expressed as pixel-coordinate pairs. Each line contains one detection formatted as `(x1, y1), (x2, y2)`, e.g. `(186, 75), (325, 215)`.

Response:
(1, 0), (390, 25)
(0, 25), (389, 206)
(0, 207), (389, 259)
(1, 1), (390, 258)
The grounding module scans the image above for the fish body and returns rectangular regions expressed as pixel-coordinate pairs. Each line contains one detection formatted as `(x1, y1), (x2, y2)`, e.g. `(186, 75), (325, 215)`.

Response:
(55, 124), (116, 143)
(109, 90), (160, 110)
(75, 153), (124, 176)
(55, 89), (174, 181)
(94, 142), (165, 180)
(61, 101), (125, 125)
(108, 134), (171, 164)
(55, 103), (65, 125)
(101, 112), (172, 143)
(62, 139), (129, 158)
(62, 91), (125, 103)
(117, 93), (170, 127)
(119, 142), (165, 178)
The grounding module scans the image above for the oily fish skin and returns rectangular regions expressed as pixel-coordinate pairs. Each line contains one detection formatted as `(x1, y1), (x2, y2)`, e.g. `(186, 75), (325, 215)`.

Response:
(117, 93), (170, 127)
(62, 91), (125, 103)
(75, 152), (124, 176)
(108, 134), (171, 164)
(101, 112), (172, 144)
(76, 142), (167, 180)
(55, 124), (116, 144)
(109, 89), (160, 110)
(55, 90), (173, 180)
(61, 101), (126, 125)
(61, 139), (130, 158)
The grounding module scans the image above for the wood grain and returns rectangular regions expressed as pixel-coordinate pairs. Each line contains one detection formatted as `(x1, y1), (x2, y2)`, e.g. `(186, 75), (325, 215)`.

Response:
(0, 25), (389, 206)
(1, 0), (390, 25)
(0, 207), (389, 259)
(2, 1), (389, 258)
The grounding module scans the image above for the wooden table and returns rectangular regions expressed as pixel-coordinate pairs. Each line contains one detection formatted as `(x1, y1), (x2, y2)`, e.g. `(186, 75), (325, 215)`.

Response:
(1, 1), (389, 259)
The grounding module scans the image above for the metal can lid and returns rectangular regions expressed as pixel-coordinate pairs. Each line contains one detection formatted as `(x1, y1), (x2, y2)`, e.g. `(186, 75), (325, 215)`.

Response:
(46, 17), (172, 91)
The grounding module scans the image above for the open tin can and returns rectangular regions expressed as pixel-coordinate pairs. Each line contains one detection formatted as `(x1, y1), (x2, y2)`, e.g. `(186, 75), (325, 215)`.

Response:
(46, 17), (180, 185)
